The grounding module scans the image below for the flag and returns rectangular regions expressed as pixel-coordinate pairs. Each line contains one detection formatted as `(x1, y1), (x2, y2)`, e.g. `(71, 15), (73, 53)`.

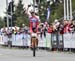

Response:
(46, 7), (51, 21)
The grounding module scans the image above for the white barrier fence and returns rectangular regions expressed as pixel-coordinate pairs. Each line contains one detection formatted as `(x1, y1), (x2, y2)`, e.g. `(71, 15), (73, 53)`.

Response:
(0, 33), (75, 49)
(51, 33), (63, 48)
(63, 33), (75, 48)
(0, 33), (52, 49)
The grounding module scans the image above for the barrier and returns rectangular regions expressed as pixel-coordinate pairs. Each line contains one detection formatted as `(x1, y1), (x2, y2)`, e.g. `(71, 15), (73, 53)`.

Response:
(58, 34), (63, 48)
(51, 33), (57, 48)
(38, 33), (52, 48)
(12, 34), (23, 46)
(45, 33), (52, 48)
(0, 35), (4, 44)
(63, 33), (75, 48)
(51, 32), (63, 49)
(2, 35), (8, 45)
(1, 32), (75, 49)
(0, 33), (52, 48)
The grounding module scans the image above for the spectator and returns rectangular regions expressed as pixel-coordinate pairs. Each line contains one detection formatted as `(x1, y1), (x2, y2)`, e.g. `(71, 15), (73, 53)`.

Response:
(47, 24), (53, 33)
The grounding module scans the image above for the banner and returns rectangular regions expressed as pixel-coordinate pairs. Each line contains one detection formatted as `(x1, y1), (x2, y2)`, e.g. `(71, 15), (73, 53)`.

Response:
(38, 33), (52, 48)
(0, 35), (4, 44)
(63, 33), (75, 48)
(12, 34), (23, 46)
(38, 34), (46, 47)
(2, 35), (8, 45)
(45, 33), (51, 48)
(58, 34), (63, 48)
(0, 33), (52, 49)
(51, 33), (57, 48)
(71, 33), (75, 48)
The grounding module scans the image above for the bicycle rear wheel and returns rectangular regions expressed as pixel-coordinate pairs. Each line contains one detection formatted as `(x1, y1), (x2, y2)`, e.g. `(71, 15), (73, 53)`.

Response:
(33, 43), (35, 57)
(31, 37), (36, 57)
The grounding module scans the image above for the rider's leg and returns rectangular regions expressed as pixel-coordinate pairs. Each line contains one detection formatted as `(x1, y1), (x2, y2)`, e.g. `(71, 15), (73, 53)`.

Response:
(36, 38), (38, 47)
(30, 37), (33, 48)
(31, 38), (35, 48)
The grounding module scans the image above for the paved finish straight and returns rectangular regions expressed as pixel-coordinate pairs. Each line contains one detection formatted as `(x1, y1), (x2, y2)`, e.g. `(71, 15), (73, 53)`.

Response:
(0, 47), (75, 61)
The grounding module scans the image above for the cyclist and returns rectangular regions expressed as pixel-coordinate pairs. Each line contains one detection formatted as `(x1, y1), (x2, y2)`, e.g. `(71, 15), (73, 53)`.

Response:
(26, 6), (40, 32)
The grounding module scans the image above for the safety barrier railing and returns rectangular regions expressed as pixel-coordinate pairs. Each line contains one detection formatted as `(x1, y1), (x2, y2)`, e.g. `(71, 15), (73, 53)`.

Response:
(0, 32), (75, 51)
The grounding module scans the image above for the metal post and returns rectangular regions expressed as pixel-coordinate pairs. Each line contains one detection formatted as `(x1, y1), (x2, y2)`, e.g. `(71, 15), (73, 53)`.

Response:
(39, 0), (40, 4)
(69, 0), (72, 53)
(64, 0), (67, 20)
(6, 0), (9, 28)
(70, 0), (72, 20)
(11, 0), (14, 27)
(67, 0), (69, 20)
(11, 0), (13, 27)
(56, 30), (59, 51)
(33, 0), (35, 12)
(38, 0), (40, 17)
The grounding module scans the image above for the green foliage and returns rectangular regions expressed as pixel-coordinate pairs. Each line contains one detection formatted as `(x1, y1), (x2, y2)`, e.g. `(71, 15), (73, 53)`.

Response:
(50, 3), (63, 22)
(1, 0), (75, 28)
(39, 1), (64, 23)
(0, 17), (5, 28)
(72, 0), (75, 11)
(39, 0), (75, 23)
(39, 0), (47, 22)
(14, 0), (29, 27)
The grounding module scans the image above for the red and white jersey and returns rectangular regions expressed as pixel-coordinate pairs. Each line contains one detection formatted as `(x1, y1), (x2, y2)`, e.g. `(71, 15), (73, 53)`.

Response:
(29, 16), (39, 27)
(29, 15), (40, 22)
(29, 15), (40, 32)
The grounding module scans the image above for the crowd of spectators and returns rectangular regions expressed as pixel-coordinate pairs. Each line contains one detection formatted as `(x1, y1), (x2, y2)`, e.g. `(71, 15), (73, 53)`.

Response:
(0, 20), (75, 37)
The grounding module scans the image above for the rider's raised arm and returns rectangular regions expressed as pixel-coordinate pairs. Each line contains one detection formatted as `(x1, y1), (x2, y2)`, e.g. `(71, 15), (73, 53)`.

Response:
(25, 6), (31, 18)
(36, 16), (40, 22)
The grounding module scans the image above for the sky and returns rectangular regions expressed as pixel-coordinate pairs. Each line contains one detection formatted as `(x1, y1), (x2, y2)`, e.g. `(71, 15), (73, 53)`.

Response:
(0, 0), (33, 18)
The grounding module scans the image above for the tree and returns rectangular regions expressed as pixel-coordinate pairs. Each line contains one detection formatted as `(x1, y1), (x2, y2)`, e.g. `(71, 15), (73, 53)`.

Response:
(39, 0), (63, 23)
(0, 17), (5, 28)
(14, 0), (29, 27)
(72, 0), (75, 11)
(39, 0), (47, 22)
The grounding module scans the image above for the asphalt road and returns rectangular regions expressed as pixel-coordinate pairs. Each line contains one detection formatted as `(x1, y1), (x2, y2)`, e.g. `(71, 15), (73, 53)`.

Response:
(0, 47), (75, 61)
